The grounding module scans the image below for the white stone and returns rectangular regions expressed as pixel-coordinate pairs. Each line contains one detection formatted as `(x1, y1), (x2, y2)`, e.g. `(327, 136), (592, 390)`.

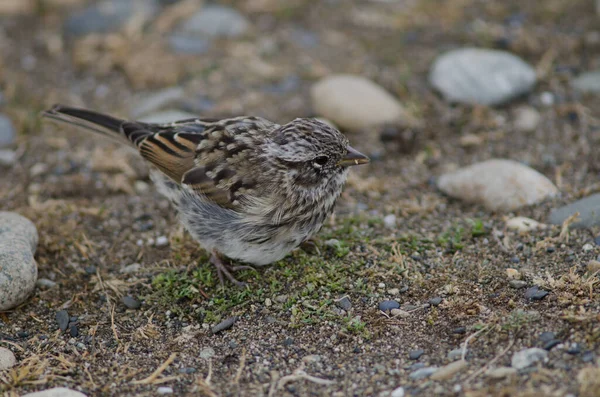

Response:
(155, 236), (169, 247)
(429, 48), (536, 106)
(121, 263), (142, 274)
(383, 214), (396, 228)
(21, 388), (87, 397)
(199, 347), (215, 359)
(0, 149), (17, 166)
(390, 387), (405, 397)
(0, 212), (38, 310)
(513, 106), (541, 132)
(311, 74), (407, 131)
(511, 348), (548, 369)
(572, 71), (600, 94)
(0, 347), (16, 370)
(157, 387), (173, 394)
(506, 216), (547, 233)
(437, 159), (558, 211)
(583, 243), (594, 252)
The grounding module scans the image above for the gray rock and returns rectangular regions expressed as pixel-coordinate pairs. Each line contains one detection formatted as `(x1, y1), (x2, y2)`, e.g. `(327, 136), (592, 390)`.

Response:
(572, 71), (600, 94)
(0, 212), (38, 311)
(311, 74), (408, 131)
(199, 347), (215, 359)
(509, 280), (528, 289)
(131, 87), (186, 118)
(179, 5), (249, 38)
(56, 310), (70, 331)
(138, 110), (198, 124)
(437, 159), (558, 212)
(36, 278), (57, 289)
(511, 347), (548, 369)
(21, 388), (87, 397)
(0, 347), (16, 370)
(448, 348), (464, 360)
(409, 366), (438, 379)
(429, 297), (443, 306)
(0, 149), (17, 166)
(378, 300), (400, 311)
(409, 349), (424, 360)
(525, 286), (549, 301)
(168, 34), (211, 55)
(336, 296), (352, 311)
(430, 359), (467, 380)
(513, 106), (541, 132)
(211, 316), (237, 334)
(549, 194), (600, 228)
(0, 114), (15, 148)
(122, 295), (141, 309)
(65, 0), (159, 36)
(429, 48), (536, 106)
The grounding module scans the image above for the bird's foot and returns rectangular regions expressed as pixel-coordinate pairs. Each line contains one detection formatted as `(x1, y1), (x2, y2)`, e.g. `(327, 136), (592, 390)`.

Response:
(209, 251), (250, 288)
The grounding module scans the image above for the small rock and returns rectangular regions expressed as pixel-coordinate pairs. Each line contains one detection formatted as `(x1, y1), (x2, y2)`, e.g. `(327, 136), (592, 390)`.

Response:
(583, 243), (594, 252)
(543, 339), (561, 351)
(84, 266), (96, 275)
(437, 159), (558, 212)
(448, 348), (464, 361)
(168, 34), (211, 55)
(56, 310), (70, 332)
(506, 216), (547, 232)
(155, 236), (169, 247)
(311, 74), (409, 131)
(429, 48), (536, 106)
(429, 297), (443, 306)
(0, 212), (38, 311)
(513, 106), (541, 132)
(21, 388), (88, 397)
(409, 349), (424, 360)
(378, 300), (400, 312)
(409, 366), (438, 380)
(64, 0), (159, 36)
(122, 295), (141, 310)
(538, 331), (555, 343)
(131, 87), (186, 118)
(30, 163), (49, 177)
(567, 343), (581, 355)
(138, 110), (198, 124)
(525, 286), (549, 301)
(452, 327), (466, 335)
(211, 316), (237, 334)
(199, 347), (215, 359)
(431, 360), (467, 380)
(179, 367), (197, 374)
(69, 325), (79, 337)
(36, 278), (57, 289)
(506, 268), (521, 280)
(486, 366), (517, 379)
(134, 181), (150, 194)
(336, 296), (352, 311)
(582, 351), (595, 363)
(588, 260), (600, 274)
(121, 263), (142, 274)
(178, 5), (249, 38)
(0, 114), (15, 148)
(0, 347), (16, 370)
(390, 309), (410, 318)
(0, 149), (17, 166)
(390, 387), (405, 397)
(572, 70), (600, 94)
(157, 387), (173, 394)
(511, 347), (548, 369)
(540, 91), (554, 106)
(548, 194), (600, 228)
(383, 214), (396, 228)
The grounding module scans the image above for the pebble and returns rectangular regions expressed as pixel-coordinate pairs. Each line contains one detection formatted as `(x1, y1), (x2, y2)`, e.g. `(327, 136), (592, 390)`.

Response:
(121, 263), (142, 274)
(131, 87), (186, 118)
(383, 214), (397, 228)
(430, 360), (467, 380)
(543, 339), (561, 351)
(390, 387), (405, 397)
(336, 296), (352, 311)
(36, 278), (57, 289)
(429, 297), (443, 306)
(122, 295), (141, 310)
(409, 366), (438, 380)
(157, 387), (173, 394)
(70, 324), (79, 337)
(0, 212), (39, 311)
(138, 110), (198, 124)
(538, 331), (555, 343)
(525, 286), (549, 301)
(155, 236), (169, 247)
(178, 5), (249, 38)
(390, 309), (410, 318)
(582, 351), (595, 363)
(540, 91), (554, 106)
(179, 367), (197, 374)
(409, 349), (424, 360)
(0, 149), (17, 166)
(583, 243), (594, 252)
(511, 347), (548, 369)
(0, 114), (15, 148)
(199, 347), (215, 359)
(548, 194), (600, 228)
(378, 300), (400, 312)
(572, 70), (600, 94)
(448, 348), (464, 361)
(486, 366), (517, 379)
(437, 159), (558, 212)
(211, 316), (237, 334)
(56, 310), (70, 331)
(311, 74), (408, 131)
(506, 216), (547, 233)
(21, 388), (88, 397)
(567, 343), (581, 355)
(64, 0), (159, 36)
(506, 268), (521, 280)
(452, 327), (466, 335)
(429, 48), (536, 106)
(168, 34), (211, 55)
(513, 106), (541, 132)
(0, 347), (16, 370)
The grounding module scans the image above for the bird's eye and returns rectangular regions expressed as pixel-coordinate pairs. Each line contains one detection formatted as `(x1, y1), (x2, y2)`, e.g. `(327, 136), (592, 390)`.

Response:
(313, 156), (329, 167)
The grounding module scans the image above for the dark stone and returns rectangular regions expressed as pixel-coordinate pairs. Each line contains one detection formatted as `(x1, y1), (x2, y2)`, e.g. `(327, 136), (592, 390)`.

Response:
(84, 266), (96, 274)
(511, 256), (520, 264)
(525, 286), (549, 301)
(538, 331), (555, 343)
(543, 339), (561, 351)
(179, 367), (197, 374)
(122, 295), (141, 310)
(211, 316), (237, 334)
(567, 344), (581, 355)
(378, 300), (400, 311)
(582, 351), (595, 363)
(452, 327), (467, 335)
(17, 331), (28, 338)
(336, 296), (352, 311)
(353, 347), (361, 354)
(56, 310), (70, 332)
(283, 337), (294, 346)
(428, 297), (443, 306)
(69, 325), (79, 337)
(409, 349), (424, 360)
(546, 246), (556, 253)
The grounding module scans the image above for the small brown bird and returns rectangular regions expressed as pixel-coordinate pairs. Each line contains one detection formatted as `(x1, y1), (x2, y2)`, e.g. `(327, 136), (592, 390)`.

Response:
(43, 105), (369, 286)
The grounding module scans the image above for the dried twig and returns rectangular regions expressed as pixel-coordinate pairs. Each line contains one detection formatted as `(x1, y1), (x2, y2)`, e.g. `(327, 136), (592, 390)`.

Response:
(233, 348), (246, 386)
(463, 338), (515, 384)
(132, 353), (177, 385)
(461, 325), (490, 361)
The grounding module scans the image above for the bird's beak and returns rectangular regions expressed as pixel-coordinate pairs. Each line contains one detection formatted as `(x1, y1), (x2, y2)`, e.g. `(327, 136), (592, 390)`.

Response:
(338, 146), (370, 167)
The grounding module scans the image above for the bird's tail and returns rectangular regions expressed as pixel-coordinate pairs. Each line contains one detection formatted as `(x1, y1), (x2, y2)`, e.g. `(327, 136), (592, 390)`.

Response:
(42, 104), (140, 147)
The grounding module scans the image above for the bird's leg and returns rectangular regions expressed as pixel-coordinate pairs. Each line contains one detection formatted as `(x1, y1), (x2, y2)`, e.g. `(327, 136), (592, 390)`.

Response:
(209, 250), (249, 288)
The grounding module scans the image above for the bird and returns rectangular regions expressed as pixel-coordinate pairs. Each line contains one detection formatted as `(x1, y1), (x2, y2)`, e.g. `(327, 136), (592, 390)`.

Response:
(43, 105), (369, 286)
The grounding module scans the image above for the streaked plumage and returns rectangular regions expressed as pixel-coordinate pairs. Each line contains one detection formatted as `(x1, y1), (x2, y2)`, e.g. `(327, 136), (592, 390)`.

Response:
(43, 105), (369, 286)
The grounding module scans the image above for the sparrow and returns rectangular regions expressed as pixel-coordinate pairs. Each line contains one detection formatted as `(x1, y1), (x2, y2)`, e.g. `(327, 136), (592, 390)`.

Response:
(43, 105), (369, 286)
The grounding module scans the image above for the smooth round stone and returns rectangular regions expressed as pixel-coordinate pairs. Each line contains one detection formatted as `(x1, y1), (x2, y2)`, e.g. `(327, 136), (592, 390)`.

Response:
(378, 300), (400, 311)
(0, 114), (16, 148)
(64, 0), (159, 36)
(179, 5), (249, 38)
(548, 194), (600, 229)
(513, 106), (541, 132)
(311, 75), (407, 131)
(409, 366), (438, 379)
(572, 71), (600, 94)
(0, 347), (16, 370)
(122, 295), (141, 309)
(437, 159), (558, 212)
(511, 348), (548, 369)
(168, 34), (211, 55)
(21, 388), (87, 397)
(0, 212), (38, 311)
(429, 48), (536, 106)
